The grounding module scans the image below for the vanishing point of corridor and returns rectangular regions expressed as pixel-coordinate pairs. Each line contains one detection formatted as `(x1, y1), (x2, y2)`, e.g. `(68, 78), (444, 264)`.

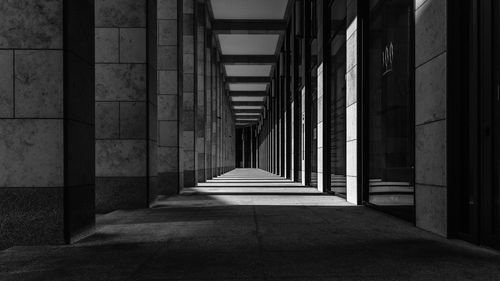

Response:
(2, 169), (500, 280)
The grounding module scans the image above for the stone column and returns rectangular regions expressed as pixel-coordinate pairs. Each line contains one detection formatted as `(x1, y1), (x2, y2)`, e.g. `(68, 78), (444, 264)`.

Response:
(0, 0), (95, 247)
(345, 0), (359, 204)
(415, 0), (447, 236)
(195, 0), (206, 182)
(182, 0), (196, 186)
(158, 0), (183, 194)
(317, 63), (326, 192)
(95, 0), (149, 212)
(205, 26), (213, 179)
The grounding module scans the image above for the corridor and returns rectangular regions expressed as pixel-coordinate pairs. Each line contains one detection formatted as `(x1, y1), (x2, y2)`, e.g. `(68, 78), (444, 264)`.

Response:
(1, 169), (500, 281)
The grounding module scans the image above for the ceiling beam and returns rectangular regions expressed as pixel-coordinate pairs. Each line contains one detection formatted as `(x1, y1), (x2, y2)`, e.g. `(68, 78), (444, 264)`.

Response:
(221, 55), (277, 64)
(226, 77), (271, 83)
(232, 101), (265, 107)
(233, 109), (264, 114)
(229, 91), (268, 97)
(212, 20), (287, 34)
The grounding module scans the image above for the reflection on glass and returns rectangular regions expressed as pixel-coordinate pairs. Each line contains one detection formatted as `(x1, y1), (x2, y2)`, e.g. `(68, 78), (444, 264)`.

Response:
(368, 0), (414, 220)
(329, 0), (347, 196)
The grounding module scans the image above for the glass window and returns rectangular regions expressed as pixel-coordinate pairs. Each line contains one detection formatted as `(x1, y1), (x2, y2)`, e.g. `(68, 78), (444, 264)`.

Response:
(367, 0), (415, 220)
(328, 0), (347, 196)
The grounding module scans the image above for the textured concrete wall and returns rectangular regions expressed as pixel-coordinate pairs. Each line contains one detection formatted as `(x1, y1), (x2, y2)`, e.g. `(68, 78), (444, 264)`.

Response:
(0, 0), (95, 247)
(95, 0), (149, 213)
(414, 0), (447, 236)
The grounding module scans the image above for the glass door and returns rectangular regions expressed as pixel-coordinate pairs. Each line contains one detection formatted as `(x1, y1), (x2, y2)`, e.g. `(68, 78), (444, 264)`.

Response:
(366, 0), (415, 221)
(328, 0), (347, 196)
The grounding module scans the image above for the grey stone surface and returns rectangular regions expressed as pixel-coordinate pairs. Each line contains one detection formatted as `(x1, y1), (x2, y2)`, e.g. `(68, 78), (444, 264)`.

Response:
(158, 147), (179, 173)
(158, 0), (177, 20)
(416, 120), (446, 186)
(158, 121), (178, 146)
(96, 102), (119, 139)
(120, 102), (147, 138)
(0, 187), (64, 249)
(95, 28), (119, 63)
(0, 0), (63, 49)
(158, 70), (178, 94)
(158, 95), (178, 121)
(95, 0), (146, 27)
(183, 73), (195, 92)
(0, 51), (13, 118)
(119, 28), (146, 63)
(183, 53), (195, 74)
(95, 177), (148, 213)
(157, 46), (178, 70)
(95, 140), (147, 177)
(416, 52), (446, 125)
(0, 120), (63, 187)
(346, 30), (357, 72)
(14, 50), (63, 118)
(183, 131), (195, 149)
(416, 184), (447, 236)
(96, 64), (146, 101)
(415, 0), (447, 66)
(158, 20), (177, 46)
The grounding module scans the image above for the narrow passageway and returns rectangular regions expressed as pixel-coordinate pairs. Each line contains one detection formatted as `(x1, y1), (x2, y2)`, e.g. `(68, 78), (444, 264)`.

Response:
(1, 169), (500, 280)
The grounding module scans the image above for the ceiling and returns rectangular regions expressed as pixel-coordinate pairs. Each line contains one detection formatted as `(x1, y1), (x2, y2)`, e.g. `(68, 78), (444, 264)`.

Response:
(209, 0), (291, 127)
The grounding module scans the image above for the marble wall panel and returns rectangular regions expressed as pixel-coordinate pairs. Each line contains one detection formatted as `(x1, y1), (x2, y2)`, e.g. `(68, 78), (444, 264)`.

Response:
(96, 64), (147, 101)
(120, 101), (147, 138)
(415, 0), (447, 66)
(0, 0), (63, 49)
(120, 28), (147, 63)
(95, 28), (119, 63)
(0, 120), (63, 187)
(158, 95), (178, 121)
(158, 20), (178, 46)
(95, 0), (146, 27)
(159, 70), (178, 94)
(96, 102), (120, 139)
(158, 0), (178, 20)
(14, 50), (63, 118)
(95, 140), (147, 177)
(159, 121), (179, 146)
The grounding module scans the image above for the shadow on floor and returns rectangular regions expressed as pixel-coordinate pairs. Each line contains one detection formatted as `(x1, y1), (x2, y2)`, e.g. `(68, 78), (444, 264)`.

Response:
(1, 169), (500, 280)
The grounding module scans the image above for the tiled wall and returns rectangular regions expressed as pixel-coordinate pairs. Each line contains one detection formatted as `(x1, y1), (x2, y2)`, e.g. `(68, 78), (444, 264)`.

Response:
(414, 0), (448, 236)
(0, 0), (95, 247)
(95, 0), (149, 212)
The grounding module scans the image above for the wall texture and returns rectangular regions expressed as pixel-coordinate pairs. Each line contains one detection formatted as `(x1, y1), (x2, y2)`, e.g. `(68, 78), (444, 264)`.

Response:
(414, 0), (448, 236)
(0, 0), (95, 247)
(95, 0), (149, 213)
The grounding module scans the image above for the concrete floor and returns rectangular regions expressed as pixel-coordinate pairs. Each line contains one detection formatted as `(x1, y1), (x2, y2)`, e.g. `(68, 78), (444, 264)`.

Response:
(1, 169), (500, 280)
